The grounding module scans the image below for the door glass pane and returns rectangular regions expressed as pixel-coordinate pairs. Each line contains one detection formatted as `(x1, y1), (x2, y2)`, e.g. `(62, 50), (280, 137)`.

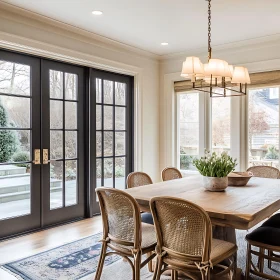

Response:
(104, 106), (113, 130)
(115, 157), (125, 190)
(0, 96), (30, 128)
(65, 131), (77, 159)
(212, 98), (231, 154)
(0, 174), (31, 220)
(0, 130), (30, 164)
(248, 88), (279, 168)
(65, 160), (77, 206)
(96, 132), (102, 157)
(115, 132), (126, 156)
(96, 105), (102, 130)
(115, 82), (126, 105)
(65, 102), (77, 129)
(50, 70), (63, 99)
(104, 132), (113, 156)
(50, 131), (63, 159)
(0, 60), (32, 221)
(96, 159), (102, 188)
(0, 61), (30, 96)
(65, 73), (77, 100)
(104, 158), (113, 187)
(179, 93), (199, 170)
(50, 100), (63, 129)
(103, 80), (113, 104)
(115, 107), (126, 130)
(96, 78), (102, 103)
(50, 161), (63, 210)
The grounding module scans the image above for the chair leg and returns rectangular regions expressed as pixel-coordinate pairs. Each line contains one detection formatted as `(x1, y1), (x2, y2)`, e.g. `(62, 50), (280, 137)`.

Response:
(245, 243), (251, 280)
(147, 252), (153, 272)
(152, 258), (159, 280)
(232, 253), (237, 280)
(268, 250), (272, 269)
(94, 242), (107, 280)
(171, 270), (178, 280)
(155, 257), (163, 280)
(134, 253), (141, 280)
(258, 248), (265, 273)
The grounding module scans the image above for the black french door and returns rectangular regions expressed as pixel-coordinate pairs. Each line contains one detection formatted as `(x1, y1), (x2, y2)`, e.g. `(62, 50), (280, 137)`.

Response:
(0, 50), (41, 238)
(41, 60), (85, 226)
(0, 48), (134, 238)
(90, 69), (134, 214)
(0, 50), (86, 238)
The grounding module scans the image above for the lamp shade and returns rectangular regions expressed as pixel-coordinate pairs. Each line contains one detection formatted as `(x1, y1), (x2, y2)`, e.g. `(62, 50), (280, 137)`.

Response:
(231, 67), (251, 84)
(204, 59), (231, 78)
(181, 56), (204, 82)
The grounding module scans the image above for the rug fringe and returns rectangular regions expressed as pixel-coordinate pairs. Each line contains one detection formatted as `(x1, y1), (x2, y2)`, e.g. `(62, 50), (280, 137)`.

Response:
(1, 266), (25, 280)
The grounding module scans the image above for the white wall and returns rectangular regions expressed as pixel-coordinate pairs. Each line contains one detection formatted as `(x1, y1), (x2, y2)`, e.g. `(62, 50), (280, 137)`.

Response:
(159, 35), (280, 171)
(0, 3), (160, 181)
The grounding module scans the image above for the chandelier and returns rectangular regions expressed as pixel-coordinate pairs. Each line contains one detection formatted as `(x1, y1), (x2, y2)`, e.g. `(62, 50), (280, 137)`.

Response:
(181, 0), (251, 97)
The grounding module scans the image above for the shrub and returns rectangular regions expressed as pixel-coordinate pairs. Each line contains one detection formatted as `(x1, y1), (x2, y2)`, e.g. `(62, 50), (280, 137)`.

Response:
(265, 146), (279, 160)
(0, 101), (19, 162)
(12, 151), (30, 168)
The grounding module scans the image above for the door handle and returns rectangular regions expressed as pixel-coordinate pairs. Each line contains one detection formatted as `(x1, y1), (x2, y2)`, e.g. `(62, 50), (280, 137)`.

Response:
(32, 149), (41, 164)
(43, 149), (49, 164)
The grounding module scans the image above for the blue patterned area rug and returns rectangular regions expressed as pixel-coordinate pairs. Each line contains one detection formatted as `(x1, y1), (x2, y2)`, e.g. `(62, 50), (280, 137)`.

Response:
(1, 233), (122, 280)
(2, 230), (279, 280)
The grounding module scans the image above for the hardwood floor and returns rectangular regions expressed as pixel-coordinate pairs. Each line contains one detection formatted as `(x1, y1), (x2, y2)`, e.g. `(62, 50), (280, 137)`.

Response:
(0, 216), (103, 280)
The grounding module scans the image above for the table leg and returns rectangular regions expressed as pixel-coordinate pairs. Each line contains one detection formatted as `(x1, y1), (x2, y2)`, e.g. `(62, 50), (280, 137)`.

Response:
(212, 225), (244, 280)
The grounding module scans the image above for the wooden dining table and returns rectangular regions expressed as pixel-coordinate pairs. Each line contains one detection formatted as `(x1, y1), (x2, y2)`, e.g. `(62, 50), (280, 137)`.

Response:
(124, 175), (280, 277)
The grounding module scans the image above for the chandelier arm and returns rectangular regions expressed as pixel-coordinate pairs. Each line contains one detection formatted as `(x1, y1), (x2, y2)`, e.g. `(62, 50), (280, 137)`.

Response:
(208, 0), (212, 60)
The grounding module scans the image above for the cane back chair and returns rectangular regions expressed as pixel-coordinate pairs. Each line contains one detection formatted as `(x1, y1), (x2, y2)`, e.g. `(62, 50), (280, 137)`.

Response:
(126, 171), (154, 225)
(150, 197), (238, 280)
(95, 188), (157, 280)
(161, 167), (183, 182)
(127, 171), (153, 188)
(246, 166), (280, 179)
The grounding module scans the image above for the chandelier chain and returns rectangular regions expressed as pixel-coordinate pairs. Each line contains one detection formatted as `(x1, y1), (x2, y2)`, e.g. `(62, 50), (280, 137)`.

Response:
(208, 0), (212, 59)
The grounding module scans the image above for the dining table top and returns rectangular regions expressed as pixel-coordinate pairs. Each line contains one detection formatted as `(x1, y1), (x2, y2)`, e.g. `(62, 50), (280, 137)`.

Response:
(124, 175), (280, 230)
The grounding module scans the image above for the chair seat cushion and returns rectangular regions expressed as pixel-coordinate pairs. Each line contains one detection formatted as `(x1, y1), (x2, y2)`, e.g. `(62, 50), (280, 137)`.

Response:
(141, 212), (154, 225)
(210, 239), (237, 265)
(246, 226), (280, 246)
(262, 213), (280, 228)
(110, 223), (156, 251)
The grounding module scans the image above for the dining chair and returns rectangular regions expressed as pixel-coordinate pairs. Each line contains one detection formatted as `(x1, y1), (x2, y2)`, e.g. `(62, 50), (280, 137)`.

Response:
(127, 171), (153, 188)
(95, 187), (157, 280)
(246, 166), (280, 179)
(127, 171), (154, 225)
(247, 165), (280, 270)
(150, 197), (237, 280)
(161, 167), (182, 181)
(245, 221), (280, 280)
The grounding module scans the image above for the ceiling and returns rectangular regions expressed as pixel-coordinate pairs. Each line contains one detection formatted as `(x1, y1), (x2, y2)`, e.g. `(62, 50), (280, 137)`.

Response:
(3, 0), (280, 55)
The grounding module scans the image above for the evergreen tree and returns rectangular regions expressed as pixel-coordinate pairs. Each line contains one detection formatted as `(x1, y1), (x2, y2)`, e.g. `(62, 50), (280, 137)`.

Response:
(0, 101), (19, 163)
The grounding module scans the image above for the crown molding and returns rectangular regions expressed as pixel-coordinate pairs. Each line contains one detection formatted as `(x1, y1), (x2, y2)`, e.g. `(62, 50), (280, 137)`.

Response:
(159, 33), (280, 62)
(0, 1), (160, 62)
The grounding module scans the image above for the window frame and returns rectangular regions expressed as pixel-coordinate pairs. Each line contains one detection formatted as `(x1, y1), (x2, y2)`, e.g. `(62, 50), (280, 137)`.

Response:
(176, 92), (242, 173)
(245, 85), (280, 170)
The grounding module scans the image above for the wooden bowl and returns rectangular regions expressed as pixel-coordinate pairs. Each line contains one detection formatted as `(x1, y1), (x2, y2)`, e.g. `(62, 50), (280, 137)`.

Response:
(228, 172), (252, 186)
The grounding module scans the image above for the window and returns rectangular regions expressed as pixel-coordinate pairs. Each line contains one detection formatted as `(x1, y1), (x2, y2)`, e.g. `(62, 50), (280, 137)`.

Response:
(179, 93), (199, 171)
(211, 98), (231, 154)
(248, 87), (279, 168)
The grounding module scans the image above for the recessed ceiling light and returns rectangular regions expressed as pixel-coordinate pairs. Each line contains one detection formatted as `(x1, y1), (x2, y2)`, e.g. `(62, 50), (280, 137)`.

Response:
(161, 42), (169, 46)
(92, 10), (103, 15)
